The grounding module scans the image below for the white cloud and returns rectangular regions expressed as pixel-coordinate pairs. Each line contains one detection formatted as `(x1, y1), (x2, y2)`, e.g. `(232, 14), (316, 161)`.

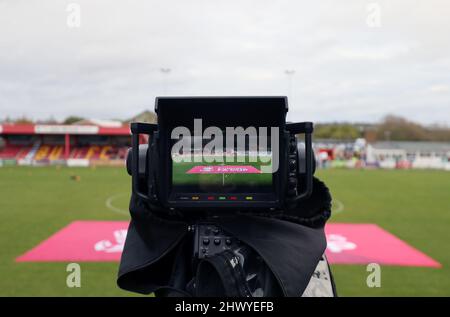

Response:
(0, 0), (449, 124)
(333, 44), (411, 61)
(429, 85), (450, 94)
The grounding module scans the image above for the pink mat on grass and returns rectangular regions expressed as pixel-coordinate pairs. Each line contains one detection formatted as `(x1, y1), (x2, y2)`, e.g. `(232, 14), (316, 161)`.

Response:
(16, 221), (128, 262)
(16, 221), (441, 267)
(324, 223), (440, 267)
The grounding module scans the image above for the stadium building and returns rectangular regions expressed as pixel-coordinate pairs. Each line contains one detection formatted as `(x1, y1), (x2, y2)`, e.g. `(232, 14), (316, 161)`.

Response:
(366, 141), (450, 170)
(313, 138), (450, 170)
(2, 120), (449, 171)
(0, 122), (134, 167)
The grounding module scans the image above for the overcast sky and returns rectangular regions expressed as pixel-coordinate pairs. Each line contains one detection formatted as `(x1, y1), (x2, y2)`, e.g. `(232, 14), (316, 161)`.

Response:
(1, 0), (449, 124)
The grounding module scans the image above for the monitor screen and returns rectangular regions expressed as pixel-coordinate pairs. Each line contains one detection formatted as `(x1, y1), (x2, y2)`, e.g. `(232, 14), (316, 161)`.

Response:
(156, 96), (287, 205)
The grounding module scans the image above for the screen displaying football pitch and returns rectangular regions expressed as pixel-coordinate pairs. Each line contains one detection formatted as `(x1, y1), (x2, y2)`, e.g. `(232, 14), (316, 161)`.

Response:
(171, 153), (272, 192)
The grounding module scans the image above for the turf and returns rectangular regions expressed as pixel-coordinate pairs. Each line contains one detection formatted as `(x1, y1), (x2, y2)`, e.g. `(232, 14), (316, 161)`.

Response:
(316, 168), (450, 296)
(0, 166), (133, 296)
(0, 166), (448, 296)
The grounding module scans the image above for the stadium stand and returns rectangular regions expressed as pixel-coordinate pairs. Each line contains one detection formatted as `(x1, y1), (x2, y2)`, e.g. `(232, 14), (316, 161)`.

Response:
(1, 122), (449, 170)
(0, 123), (131, 166)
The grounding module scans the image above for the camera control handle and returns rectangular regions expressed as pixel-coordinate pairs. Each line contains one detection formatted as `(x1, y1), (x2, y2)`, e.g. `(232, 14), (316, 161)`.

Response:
(130, 122), (157, 201)
(286, 122), (314, 203)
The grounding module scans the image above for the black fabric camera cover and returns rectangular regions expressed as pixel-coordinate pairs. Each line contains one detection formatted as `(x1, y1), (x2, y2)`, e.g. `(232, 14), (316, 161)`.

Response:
(117, 177), (332, 297)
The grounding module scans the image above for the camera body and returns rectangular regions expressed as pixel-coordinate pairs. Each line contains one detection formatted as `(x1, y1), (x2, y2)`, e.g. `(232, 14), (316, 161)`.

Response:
(126, 96), (314, 212)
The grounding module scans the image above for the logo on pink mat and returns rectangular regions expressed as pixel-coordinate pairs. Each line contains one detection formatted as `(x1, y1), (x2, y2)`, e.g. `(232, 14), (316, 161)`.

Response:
(94, 229), (127, 253)
(326, 234), (357, 253)
(187, 165), (261, 174)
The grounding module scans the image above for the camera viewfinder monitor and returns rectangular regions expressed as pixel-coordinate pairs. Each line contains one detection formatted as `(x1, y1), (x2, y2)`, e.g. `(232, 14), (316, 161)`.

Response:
(156, 97), (288, 209)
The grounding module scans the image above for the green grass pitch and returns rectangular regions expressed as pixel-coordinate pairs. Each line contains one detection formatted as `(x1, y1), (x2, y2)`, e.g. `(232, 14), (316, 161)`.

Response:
(0, 166), (448, 296)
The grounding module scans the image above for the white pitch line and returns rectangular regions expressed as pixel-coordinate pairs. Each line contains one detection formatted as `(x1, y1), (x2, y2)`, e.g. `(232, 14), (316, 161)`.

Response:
(105, 193), (129, 215)
(332, 199), (344, 215)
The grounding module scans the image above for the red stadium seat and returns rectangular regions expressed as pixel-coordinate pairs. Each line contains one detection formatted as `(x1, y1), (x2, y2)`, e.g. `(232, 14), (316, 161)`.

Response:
(0, 145), (24, 159)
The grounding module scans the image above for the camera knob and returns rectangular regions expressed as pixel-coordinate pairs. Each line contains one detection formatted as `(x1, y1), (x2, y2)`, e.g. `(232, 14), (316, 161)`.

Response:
(289, 159), (297, 171)
(288, 177), (297, 187)
(290, 139), (297, 151)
